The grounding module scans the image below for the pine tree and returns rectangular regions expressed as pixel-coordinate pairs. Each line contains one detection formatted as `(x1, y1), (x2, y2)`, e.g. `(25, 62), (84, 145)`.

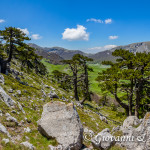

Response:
(0, 27), (47, 75)
(97, 49), (150, 117)
(0, 27), (29, 73)
(62, 54), (93, 102)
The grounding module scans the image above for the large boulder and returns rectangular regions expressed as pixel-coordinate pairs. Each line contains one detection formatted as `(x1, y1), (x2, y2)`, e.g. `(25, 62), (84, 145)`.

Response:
(0, 86), (16, 107)
(38, 101), (83, 150)
(91, 128), (115, 150)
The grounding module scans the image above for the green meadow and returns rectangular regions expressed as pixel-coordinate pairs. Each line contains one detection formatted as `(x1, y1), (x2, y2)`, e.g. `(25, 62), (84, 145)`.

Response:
(42, 59), (109, 95)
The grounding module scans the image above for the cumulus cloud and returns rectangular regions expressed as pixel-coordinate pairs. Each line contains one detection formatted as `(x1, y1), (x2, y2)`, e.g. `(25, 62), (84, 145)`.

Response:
(109, 35), (118, 40)
(31, 34), (42, 40)
(105, 18), (112, 24)
(18, 28), (29, 35)
(62, 25), (89, 41)
(87, 45), (117, 53)
(86, 18), (103, 23)
(0, 19), (5, 23)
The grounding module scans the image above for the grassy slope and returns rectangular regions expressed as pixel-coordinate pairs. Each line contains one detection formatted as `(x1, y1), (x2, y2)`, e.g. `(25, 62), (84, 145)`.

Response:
(0, 60), (125, 150)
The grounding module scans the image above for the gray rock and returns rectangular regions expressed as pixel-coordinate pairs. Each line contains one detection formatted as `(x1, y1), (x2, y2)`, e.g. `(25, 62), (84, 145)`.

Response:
(16, 90), (21, 95)
(48, 91), (59, 98)
(0, 74), (4, 84)
(123, 116), (140, 129)
(119, 113), (150, 150)
(0, 86), (16, 107)
(91, 128), (115, 150)
(76, 102), (84, 109)
(100, 115), (108, 124)
(0, 123), (10, 137)
(40, 98), (45, 101)
(2, 138), (9, 144)
(25, 136), (30, 141)
(41, 89), (46, 97)
(112, 126), (120, 132)
(18, 120), (25, 126)
(44, 85), (50, 88)
(21, 141), (34, 150)
(50, 86), (55, 91)
(8, 89), (13, 93)
(18, 102), (25, 114)
(0, 110), (2, 116)
(24, 127), (31, 133)
(38, 101), (83, 150)
(6, 113), (18, 124)
(49, 145), (63, 150)
(11, 110), (17, 114)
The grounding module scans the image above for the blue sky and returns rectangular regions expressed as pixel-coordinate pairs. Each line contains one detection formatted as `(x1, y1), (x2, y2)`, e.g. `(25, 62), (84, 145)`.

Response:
(0, 0), (150, 53)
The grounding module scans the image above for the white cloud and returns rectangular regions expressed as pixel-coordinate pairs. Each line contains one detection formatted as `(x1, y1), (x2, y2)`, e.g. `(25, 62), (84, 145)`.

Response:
(105, 18), (112, 24)
(62, 25), (89, 41)
(86, 18), (103, 23)
(18, 28), (29, 35)
(86, 18), (112, 24)
(109, 35), (118, 40)
(87, 45), (117, 53)
(31, 34), (42, 40)
(0, 19), (5, 23)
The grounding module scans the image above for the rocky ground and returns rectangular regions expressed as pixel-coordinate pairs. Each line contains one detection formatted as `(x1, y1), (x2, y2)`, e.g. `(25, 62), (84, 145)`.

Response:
(1, 60), (149, 150)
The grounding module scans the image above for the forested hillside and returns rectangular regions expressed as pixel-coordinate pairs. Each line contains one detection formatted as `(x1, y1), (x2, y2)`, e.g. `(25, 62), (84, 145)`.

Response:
(0, 27), (150, 150)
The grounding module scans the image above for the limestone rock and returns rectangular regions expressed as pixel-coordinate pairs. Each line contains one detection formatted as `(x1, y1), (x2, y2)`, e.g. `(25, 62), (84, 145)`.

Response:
(0, 74), (4, 84)
(49, 145), (63, 150)
(16, 90), (21, 95)
(2, 138), (9, 144)
(18, 102), (25, 114)
(0, 123), (10, 137)
(119, 113), (150, 150)
(91, 128), (115, 150)
(24, 127), (31, 133)
(122, 116), (140, 129)
(50, 86), (55, 91)
(6, 113), (18, 124)
(21, 141), (34, 150)
(38, 101), (83, 150)
(0, 86), (16, 107)
(0, 110), (2, 116)
(48, 91), (59, 98)
(8, 89), (13, 93)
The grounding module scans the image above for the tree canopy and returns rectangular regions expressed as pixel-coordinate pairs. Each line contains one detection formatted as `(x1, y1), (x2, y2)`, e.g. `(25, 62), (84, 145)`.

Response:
(0, 27), (47, 75)
(97, 49), (150, 117)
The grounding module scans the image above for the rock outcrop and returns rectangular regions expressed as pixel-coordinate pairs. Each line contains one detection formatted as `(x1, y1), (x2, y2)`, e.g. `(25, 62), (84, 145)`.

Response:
(118, 113), (150, 150)
(122, 116), (141, 129)
(0, 86), (16, 107)
(38, 101), (83, 150)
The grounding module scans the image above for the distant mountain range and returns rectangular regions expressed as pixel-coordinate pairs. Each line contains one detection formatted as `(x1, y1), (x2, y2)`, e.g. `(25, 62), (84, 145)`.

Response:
(28, 41), (150, 64)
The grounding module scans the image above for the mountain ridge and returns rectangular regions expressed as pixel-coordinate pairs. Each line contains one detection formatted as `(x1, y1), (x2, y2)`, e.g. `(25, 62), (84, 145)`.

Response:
(29, 41), (150, 63)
